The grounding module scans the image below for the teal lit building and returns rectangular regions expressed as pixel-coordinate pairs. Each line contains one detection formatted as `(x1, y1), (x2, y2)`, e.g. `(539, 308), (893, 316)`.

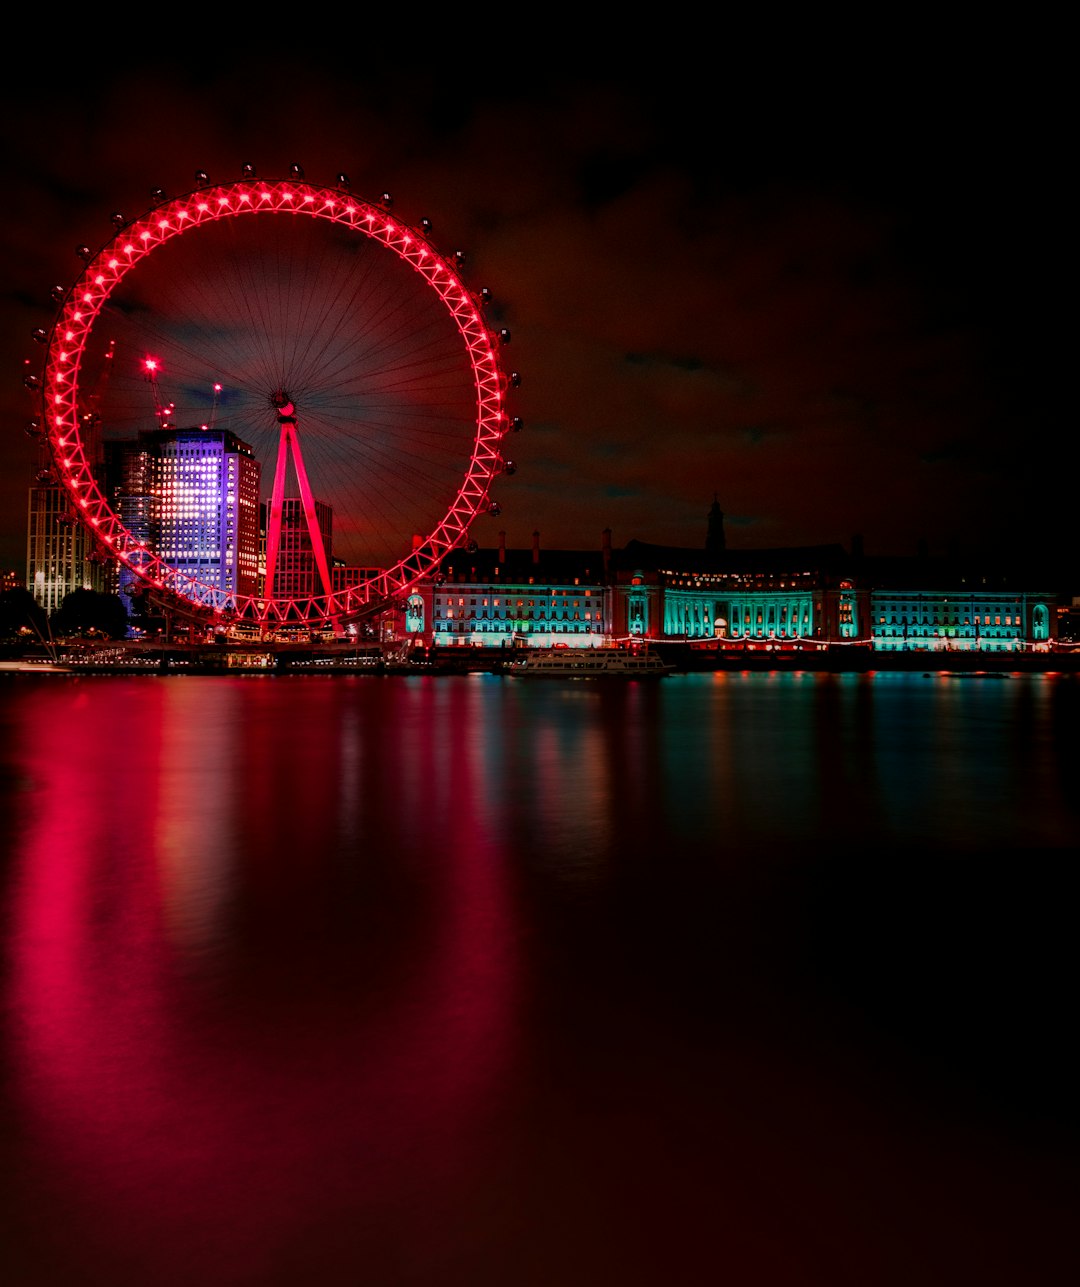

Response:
(613, 541), (1057, 654)
(864, 557), (1056, 653)
(422, 531), (613, 648)
(610, 540), (862, 645)
(404, 526), (1059, 656)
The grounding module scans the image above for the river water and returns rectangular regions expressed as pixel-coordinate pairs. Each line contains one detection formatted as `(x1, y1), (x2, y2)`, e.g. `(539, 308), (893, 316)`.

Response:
(0, 671), (1076, 1285)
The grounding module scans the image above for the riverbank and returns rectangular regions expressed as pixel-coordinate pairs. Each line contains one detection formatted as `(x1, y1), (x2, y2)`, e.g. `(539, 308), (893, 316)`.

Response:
(4, 643), (1080, 676)
(648, 640), (1080, 675)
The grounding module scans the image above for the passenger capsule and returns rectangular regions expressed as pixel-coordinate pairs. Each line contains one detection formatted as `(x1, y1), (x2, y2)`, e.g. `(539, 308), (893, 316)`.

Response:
(31, 327), (47, 344)
(194, 170), (210, 186)
(241, 162), (256, 179)
(498, 328), (511, 345)
(75, 245), (92, 261)
(289, 163), (305, 179)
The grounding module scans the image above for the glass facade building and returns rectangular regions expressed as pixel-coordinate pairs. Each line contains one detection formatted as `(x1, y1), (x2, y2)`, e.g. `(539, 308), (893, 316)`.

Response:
(151, 430), (260, 602)
(26, 484), (105, 613)
(102, 429), (261, 615)
(273, 497), (333, 599)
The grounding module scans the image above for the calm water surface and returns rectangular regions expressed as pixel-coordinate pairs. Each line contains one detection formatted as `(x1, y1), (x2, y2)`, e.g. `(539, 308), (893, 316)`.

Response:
(1, 672), (1076, 1285)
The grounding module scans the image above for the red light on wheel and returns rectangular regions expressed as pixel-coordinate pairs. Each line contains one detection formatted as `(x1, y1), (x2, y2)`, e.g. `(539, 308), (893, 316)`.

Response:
(37, 175), (511, 632)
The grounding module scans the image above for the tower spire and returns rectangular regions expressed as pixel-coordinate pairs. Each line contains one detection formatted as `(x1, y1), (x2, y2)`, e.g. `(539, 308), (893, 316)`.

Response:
(706, 494), (726, 555)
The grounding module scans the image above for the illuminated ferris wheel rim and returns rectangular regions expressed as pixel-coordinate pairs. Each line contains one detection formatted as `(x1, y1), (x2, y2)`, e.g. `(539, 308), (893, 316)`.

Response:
(38, 172), (514, 627)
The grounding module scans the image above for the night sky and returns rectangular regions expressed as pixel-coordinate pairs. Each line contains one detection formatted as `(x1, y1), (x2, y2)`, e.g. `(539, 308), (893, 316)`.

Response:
(1, 31), (1066, 577)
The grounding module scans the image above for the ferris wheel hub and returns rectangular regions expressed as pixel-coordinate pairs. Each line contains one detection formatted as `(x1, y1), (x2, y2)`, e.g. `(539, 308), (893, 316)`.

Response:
(270, 388), (296, 421)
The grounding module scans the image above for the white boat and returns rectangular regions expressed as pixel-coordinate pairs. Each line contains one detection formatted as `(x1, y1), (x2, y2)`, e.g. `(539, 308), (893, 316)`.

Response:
(0, 658), (75, 673)
(506, 647), (673, 678)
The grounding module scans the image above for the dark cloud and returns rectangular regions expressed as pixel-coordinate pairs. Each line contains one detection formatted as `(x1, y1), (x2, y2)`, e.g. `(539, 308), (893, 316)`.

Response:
(1, 32), (1066, 575)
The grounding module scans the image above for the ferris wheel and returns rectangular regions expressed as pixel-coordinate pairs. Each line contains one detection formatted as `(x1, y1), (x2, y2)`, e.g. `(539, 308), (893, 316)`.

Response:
(29, 164), (520, 632)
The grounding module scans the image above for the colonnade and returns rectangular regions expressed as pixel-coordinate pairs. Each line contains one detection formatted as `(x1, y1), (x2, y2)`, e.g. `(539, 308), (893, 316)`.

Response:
(663, 594), (815, 640)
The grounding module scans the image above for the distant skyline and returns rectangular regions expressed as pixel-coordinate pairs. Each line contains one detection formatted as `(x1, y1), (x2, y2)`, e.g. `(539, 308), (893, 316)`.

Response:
(2, 32), (1066, 578)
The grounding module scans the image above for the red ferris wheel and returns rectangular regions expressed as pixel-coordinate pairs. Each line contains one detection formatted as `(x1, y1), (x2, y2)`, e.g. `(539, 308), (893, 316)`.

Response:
(31, 165), (519, 632)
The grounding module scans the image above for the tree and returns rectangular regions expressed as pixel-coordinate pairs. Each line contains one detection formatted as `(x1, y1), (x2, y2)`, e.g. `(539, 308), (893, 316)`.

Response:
(51, 589), (129, 640)
(0, 587), (49, 644)
(127, 588), (166, 637)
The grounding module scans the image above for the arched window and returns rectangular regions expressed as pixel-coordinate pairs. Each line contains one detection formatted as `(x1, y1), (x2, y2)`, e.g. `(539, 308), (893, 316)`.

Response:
(406, 595), (424, 634)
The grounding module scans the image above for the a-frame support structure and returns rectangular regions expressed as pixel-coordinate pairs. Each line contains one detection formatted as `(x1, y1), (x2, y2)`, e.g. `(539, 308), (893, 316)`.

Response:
(263, 392), (336, 624)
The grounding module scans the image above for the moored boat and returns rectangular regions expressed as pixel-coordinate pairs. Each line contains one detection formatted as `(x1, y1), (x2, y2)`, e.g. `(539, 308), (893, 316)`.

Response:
(505, 646), (672, 678)
(0, 657), (75, 673)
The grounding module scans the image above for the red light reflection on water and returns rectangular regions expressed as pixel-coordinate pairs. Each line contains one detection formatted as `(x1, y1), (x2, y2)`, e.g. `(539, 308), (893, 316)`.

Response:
(6, 678), (517, 1283)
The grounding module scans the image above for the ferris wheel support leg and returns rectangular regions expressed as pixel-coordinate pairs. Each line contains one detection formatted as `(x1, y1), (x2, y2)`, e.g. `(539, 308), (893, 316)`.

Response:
(286, 421), (337, 610)
(263, 413), (340, 636)
(262, 425), (292, 633)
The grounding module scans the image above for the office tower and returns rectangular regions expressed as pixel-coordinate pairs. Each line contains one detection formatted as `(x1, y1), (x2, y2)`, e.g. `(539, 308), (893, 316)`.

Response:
(273, 496), (333, 598)
(143, 428), (261, 601)
(26, 478), (105, 613)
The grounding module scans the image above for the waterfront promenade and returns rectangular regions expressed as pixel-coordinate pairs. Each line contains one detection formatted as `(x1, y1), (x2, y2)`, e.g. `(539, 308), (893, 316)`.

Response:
(4, 638), (1079, 675)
